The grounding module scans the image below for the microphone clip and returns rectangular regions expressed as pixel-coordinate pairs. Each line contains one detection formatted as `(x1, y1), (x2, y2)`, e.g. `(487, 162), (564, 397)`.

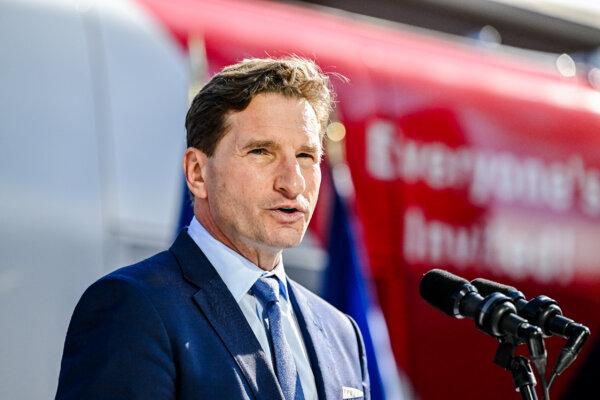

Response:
(494, 337), (541, 400)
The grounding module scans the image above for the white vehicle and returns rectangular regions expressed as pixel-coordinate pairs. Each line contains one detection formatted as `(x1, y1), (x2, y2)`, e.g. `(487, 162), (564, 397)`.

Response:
(1, 1), (188, 398)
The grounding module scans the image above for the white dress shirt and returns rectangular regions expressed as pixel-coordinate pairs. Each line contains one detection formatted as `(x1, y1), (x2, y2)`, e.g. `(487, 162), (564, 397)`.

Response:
(187, 217), (318, 399)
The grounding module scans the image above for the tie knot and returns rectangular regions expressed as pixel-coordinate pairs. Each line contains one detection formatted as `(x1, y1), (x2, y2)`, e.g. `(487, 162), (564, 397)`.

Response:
(252, 276), (280, 305)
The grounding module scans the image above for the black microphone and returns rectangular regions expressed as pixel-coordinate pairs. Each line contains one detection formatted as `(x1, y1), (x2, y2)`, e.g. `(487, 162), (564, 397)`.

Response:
(420, 269), (544, 342)
(472, 277), (590, 376)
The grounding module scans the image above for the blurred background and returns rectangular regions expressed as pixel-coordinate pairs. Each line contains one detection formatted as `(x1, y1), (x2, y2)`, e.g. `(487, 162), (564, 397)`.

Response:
(1, 0), (600, 399)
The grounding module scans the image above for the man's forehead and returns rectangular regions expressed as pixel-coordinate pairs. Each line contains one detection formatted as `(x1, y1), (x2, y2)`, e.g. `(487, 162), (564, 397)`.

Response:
(230, 93), (317, 122)
(225, 94), (322, 146)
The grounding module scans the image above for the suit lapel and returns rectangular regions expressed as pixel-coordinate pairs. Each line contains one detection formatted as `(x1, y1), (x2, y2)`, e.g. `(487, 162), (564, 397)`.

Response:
(288, 280), (341, 400)
(170, 231), (284, 400)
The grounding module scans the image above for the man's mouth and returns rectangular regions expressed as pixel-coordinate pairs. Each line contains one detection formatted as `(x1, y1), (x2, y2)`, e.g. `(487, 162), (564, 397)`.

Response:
(269, 205), (306, 223)
(278, 207), (298, 214)
(270, 202), (308, 214)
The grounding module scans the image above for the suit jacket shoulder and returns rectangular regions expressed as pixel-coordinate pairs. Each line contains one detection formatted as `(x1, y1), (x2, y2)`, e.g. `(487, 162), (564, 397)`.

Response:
(55, 251), (179, 400)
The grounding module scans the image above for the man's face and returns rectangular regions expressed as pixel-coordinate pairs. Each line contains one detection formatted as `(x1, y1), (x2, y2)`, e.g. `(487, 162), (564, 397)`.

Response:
(202, 92), (322, 254)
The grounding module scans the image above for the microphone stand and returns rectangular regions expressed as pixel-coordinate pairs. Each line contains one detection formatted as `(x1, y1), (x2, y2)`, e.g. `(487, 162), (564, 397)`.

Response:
(494, 339), (538, 400)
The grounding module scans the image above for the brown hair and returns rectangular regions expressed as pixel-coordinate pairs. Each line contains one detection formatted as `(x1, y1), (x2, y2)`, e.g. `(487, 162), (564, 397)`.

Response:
(185, 56), (334, 156)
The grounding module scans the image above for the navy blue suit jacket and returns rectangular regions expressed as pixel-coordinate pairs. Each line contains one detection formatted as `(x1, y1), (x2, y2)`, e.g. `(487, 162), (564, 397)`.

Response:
(56, 230), (370, 399)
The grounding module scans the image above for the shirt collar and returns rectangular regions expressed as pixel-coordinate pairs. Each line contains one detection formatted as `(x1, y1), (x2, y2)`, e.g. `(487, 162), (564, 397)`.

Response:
(187, 216), (289, 303)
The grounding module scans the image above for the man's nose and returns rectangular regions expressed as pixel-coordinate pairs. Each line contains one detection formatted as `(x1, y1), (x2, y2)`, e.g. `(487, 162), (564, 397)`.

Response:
(274, 156), (306, 198)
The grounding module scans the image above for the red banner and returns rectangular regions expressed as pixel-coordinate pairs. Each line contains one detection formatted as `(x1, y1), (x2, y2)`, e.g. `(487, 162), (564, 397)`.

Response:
(339, 72), (600, 398)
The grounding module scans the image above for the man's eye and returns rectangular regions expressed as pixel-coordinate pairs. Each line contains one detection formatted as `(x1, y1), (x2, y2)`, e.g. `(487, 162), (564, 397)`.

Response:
(297, 153), (315, 160)
(249, 148), (268, 155)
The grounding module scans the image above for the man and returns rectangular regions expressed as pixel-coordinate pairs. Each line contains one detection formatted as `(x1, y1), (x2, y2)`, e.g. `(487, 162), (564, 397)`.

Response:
(55, 57), (370, 400)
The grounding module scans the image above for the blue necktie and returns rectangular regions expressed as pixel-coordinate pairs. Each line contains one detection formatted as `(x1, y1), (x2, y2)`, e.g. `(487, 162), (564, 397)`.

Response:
(252, 276), (304, 400)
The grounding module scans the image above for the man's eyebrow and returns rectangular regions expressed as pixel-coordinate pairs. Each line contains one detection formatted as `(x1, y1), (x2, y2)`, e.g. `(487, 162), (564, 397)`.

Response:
(241, 140), (322, 154)
(241, 139), (279, 150)
(298, 144), (322, 154)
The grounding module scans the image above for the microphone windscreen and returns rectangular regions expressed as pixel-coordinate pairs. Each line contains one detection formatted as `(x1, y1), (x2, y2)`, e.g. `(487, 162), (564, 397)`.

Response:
(471, 278), (519, 297)
(419, 269), (470, 316)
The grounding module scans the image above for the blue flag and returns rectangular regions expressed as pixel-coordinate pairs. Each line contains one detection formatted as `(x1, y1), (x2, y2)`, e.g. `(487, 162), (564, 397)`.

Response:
(323, 185), (411, 400)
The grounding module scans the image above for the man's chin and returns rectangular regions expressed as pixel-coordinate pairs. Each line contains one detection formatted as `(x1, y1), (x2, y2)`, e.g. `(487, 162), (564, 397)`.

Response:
(265, 230), (305, 249)
(269, 237), (303, 249)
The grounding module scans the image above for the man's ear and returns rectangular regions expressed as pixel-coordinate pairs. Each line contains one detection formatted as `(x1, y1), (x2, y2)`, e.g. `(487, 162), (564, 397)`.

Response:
(183, 147), (209, 199)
